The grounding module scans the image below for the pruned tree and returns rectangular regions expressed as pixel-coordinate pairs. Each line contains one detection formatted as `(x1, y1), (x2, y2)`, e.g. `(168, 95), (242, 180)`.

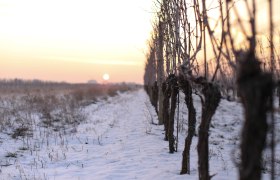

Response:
(224, 0), (275, 179)
(237, 51), (273, 180)
(196, 79), (221, 180)
(168, 74), (178, 153)
(179, 74), (197, 174)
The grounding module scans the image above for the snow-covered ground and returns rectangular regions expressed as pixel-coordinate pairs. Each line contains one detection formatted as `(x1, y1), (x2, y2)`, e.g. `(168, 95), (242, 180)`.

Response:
(0, 89), (279, 179)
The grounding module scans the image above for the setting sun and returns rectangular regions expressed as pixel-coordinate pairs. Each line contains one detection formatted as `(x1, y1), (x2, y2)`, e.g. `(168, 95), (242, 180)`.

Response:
(103, 73), (110, 81)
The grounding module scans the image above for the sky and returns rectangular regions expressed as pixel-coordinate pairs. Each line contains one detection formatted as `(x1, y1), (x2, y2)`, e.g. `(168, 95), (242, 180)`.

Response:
(1, 0), (279, 84)
(0, 0), (155, 84)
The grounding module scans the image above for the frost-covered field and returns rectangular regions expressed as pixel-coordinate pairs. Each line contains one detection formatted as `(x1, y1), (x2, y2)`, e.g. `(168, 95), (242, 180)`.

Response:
(0, 89), (279, 179)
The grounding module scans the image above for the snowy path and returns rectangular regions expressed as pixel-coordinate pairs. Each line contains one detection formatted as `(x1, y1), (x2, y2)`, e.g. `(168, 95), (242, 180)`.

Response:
(67, 89), (186, 180)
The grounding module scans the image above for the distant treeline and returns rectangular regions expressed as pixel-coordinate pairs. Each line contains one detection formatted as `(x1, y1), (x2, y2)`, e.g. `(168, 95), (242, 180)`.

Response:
(0, 79), (76, 93)
(0, 78), (142, 95)
(0, 78), (71, 87)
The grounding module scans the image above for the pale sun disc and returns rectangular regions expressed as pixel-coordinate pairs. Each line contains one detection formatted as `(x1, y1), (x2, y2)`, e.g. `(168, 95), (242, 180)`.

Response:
(103, 73), (110, 81)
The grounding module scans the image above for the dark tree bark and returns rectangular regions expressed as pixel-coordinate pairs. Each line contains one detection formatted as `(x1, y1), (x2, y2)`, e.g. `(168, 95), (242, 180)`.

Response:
(197, 81), (221, 180)
(151, 81), (158, 114)
(178, 75), (197, 175)
(144, 85), (148, 94)
(237, 52), (273, 180)
(157, 21), (165, 125)
(277, 81), (280, 108)
(162, 81), (171, 141)
(168, 74), (178, 153)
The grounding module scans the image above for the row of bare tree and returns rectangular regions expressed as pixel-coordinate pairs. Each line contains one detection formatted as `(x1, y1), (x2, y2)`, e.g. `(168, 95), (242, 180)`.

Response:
(144, 0), (278, 179)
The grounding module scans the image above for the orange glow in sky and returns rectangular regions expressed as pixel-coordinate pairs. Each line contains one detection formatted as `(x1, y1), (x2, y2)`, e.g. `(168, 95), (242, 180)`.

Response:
(0, 0), (154, 84)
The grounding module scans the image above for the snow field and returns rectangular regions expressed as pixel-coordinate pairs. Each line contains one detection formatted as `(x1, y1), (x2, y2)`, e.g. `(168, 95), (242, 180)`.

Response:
(0, 89), (279, 179)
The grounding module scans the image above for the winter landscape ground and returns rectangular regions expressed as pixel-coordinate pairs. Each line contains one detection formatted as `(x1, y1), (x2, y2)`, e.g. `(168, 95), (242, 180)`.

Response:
(0, 88), (279, 180)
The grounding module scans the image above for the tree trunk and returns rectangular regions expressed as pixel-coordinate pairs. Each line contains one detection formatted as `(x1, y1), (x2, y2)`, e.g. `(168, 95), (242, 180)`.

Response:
(277, 81), (280, 107)
(168, 75), (178, 153)
(237, 52), (273, 180)
(179, 75), (197, 175)
(197, 82), (221, 180)
(151, 81), (158, 114)
(157, 21), (165, 125)
(162, 81), (171, 141)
